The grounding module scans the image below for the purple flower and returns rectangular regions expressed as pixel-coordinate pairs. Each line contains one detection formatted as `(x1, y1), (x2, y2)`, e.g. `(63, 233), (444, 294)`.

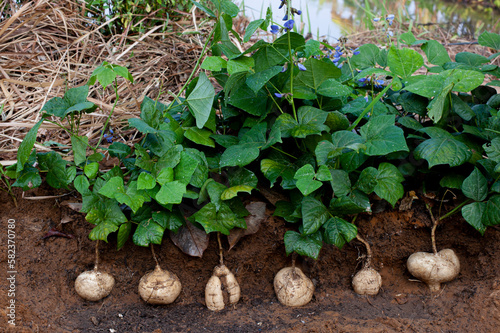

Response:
(275, 93), (284, 98)
(270, 25), (279, 34)
(297, 63), (306, 71)
(284, 19), (294, 30)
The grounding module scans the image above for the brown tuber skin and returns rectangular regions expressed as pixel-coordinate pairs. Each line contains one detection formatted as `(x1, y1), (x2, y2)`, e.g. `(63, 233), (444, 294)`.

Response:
(75, 268), (115, 301)
(352, 267), (382, 296)
(205, 264), (241, 311)
(274, 266), (314, 307)
(138, 265), (182, 304)
(407, 249), (460, 292)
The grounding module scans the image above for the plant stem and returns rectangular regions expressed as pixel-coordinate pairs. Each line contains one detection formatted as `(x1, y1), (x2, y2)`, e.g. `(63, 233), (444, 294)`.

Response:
(286, 27), (298, 122)
(355, 234), (373, 268)
(96, 78), (119, 150)
(94, 240), (100, 271)
(347, 83), (392, 131)
(151, 244), (160, 268)
(425, 203), (438, 255)
(217, 232), (224, 265)
(438, 199), (471, 221)
(270, 146), (297, 159)
(164, 28), (216, 115)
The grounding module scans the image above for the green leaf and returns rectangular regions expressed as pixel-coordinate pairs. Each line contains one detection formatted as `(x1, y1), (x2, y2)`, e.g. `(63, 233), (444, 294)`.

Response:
(98, 176), (125, 197)
(462, 202), (487, 235)
(387, 46), (424, 78)
(479, 31), (500, 50)
(330, 190), (371, 215)
(184, 127), (215, 147)
(301, 196), (330, 235)
(440, 173), (465, 189)
(317, 79), (352, 98)
(220, 144), (260, 167)
(290, 106), (329, 138)
(222, 167), (258, 200)
(445, 69), (485, 93)
(360, 115), (408, 155)
(87, 200), (127, 242)
(329, 169), (351, 196)
(201, 56), (227, 71)
(153, 210), (184, 233)
(295, 58), (341, 90)
(284, 231), (322, 259)
(17, 119), (43, 173)
(260, 158), (297, 189)
(451, 94), (475, 121)
(71, 135), (88, 166)
(374, 163), (404, 207)
(37, 151), (75, 189)
(351, 43), (380, 68)
(74, 175), (90, 194)
(246, 66), (283, 94)
(484, 137), (500, 163)
(117, 221), (132, 250)
(356, 167), (378, 194)
(228, 83), (269, 116)
(244, 19), (264, 43)
(273, 32), (305, 51)
(227, 56), (254, 75)
(414, 130), (472, 168)
(41, 85), (96, 118)
(128, 118), (158, 134)
(107, 142), (131, 159)
(12, 166), (41, 191)
(483, 195), (500, 226)
(403, 75), (444, 98)
(156, 167), (174, 185)
(398, 32), (417, 46)
(316, 165), (333, 181)
(421, 40), (451, 66)
(323, 217), (357, 249)
(137, 172), (156, 190)
(455, 52), (490, 67)
(156, 181), (187, 205)
(461, 168), (488, 201)
(133, 219), (165, 247)
(193, 202), (246, 235)
(186, 72), (215, 129)
(325, 111), (350, 131)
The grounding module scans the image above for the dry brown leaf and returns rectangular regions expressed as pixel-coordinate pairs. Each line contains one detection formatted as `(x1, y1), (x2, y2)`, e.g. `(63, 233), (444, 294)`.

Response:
(170, 220), (209, 257)
(228, 201), (267, 250)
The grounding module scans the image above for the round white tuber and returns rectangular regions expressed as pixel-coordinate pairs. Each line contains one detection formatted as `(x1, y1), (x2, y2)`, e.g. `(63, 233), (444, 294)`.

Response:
(138, 265), (182, 304)
(352, 267), (382, 296)
(205, 264), (241, 311)
(274, 266), (314, 307)
(75, 269), (115, 301)
(407, 248), (460, 292)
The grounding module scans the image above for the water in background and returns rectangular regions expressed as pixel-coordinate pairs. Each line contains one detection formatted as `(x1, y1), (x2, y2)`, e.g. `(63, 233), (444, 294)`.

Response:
(243, 0), (500, 42)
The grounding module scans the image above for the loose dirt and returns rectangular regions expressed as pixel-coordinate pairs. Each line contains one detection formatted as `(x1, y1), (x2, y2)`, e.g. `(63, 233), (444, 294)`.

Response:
(1, 186), (500, 333)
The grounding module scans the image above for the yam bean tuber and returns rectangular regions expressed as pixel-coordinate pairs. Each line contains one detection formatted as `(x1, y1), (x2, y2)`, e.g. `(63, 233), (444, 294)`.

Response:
(205, 264), (241, 311)
(138, 265), (182, 304)
(407, 249), (460, 292)
(75, 269), (115, 301)
(352, 267), (382, 296)
(274, 266), (314, 307)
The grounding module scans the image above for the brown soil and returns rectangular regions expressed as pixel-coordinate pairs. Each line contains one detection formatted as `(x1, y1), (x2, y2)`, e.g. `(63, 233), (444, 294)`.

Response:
(1, 186), (500, 333)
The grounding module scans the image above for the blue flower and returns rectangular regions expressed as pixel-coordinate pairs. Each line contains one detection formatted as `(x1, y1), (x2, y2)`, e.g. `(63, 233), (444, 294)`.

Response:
(279, 0), (286, 9)
(297, 10), (302, 15)
(103, 134), (113, 143)
(333, 56), (340, 63)
(281, 65), (287, 72)
(358, 78), (367, 83)
(284, 19), (294, 30)
(364, 95), (369, 103)
(373, 17), (381, 22)
(335, 45), (342, 51)
(275, 93), (284, 98)
(270, 25), (280, 34)
(337, 63), (343, 69)
(283, 14), (288, 21)
(353, 47), (360, 55)
(386, 14), (395, 21)
(297, 63), (306, 71)
(387, 30), (394, 37)
(376, 79), (384, 85)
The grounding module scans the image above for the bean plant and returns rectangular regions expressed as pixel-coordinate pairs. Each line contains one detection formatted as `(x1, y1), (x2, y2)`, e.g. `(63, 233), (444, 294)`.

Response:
(10, 0), (500, 261)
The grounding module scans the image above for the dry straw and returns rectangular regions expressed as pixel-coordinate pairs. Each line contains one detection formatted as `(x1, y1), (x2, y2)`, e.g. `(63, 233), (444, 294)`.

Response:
(0, 0), (206, 162)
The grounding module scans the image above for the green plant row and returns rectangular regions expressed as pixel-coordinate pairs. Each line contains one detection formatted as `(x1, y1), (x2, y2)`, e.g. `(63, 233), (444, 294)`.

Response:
(6, 0), (500, 260)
